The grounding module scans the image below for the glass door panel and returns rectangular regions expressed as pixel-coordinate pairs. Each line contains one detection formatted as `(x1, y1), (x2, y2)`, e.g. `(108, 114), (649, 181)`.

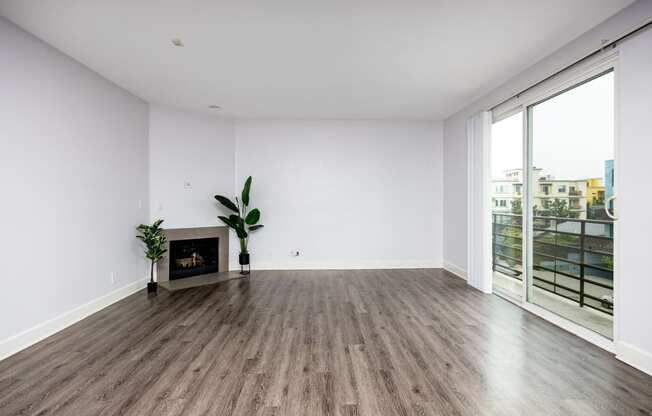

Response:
(491, 112), (524, 301)
(526, 71), (615, 339)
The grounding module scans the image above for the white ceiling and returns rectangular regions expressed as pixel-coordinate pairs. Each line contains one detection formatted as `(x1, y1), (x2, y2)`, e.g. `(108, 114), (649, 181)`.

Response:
(0, 0), (634, 120)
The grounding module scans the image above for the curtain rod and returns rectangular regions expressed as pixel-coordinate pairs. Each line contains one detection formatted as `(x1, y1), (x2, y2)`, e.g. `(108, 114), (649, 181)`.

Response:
(490, 18), (652, 111)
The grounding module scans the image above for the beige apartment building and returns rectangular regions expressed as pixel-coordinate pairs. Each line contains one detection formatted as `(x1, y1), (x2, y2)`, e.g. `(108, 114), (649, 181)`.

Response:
(492, 168), (591, 219)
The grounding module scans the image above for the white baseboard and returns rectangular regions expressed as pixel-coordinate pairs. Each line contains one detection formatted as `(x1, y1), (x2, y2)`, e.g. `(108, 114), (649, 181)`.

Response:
(443, 261), (467, 280)
(229, 260), (442, 272)
(616, 341), (652, 376)
(0, 279), (146, 362)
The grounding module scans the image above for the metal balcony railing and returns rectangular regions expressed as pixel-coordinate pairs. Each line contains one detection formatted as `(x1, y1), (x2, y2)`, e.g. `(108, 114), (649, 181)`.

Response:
(492, 213), (614, 315)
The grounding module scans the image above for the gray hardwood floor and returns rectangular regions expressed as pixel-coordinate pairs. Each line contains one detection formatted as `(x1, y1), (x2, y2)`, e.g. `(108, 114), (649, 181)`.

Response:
(1, 269), (651, 415)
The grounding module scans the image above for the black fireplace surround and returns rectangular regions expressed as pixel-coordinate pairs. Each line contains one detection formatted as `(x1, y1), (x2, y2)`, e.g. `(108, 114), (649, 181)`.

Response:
(169, 237), (219, 280)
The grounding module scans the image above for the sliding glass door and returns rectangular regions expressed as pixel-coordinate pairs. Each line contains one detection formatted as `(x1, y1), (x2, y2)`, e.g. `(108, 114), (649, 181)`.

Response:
(491, 66), (616, 340)
(525, 70), (615, 338)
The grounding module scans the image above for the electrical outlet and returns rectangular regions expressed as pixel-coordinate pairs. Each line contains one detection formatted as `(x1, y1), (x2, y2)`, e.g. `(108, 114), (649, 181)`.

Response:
(290, 249), (302, 257)
(110, 272), (116, 285)
(183, 181), (192, 189)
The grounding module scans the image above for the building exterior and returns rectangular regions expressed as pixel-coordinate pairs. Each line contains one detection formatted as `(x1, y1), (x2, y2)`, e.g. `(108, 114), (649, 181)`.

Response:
(586, 177), (608, 220)
(492, 168), (591, 219)
(586, 178), (606, 205)
(605, 159), (615, 210)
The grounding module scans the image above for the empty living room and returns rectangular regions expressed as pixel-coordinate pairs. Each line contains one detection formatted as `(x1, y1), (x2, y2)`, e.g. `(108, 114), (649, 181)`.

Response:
(2, 1), (652, 415)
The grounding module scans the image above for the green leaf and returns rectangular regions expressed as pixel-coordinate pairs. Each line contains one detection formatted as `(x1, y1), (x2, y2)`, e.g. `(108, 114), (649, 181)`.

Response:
(248, 224), (264, 231)
(229, 214), (244, 227)
(136, 220), (167, 263)
(235, 227), (248, 239)
(218, 215), (237, 229)
(241, 176), (252, 207)
(214, 195), (239, 212)
(245, 208), (260, 225)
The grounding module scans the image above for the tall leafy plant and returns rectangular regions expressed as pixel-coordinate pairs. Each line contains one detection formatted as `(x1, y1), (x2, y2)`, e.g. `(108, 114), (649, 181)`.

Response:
(136, 219), (167, 283)
(215, 176), (264, 254)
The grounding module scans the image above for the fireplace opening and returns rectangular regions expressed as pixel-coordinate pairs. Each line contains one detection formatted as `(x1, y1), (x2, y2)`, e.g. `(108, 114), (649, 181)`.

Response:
(169, 237), (219, 280)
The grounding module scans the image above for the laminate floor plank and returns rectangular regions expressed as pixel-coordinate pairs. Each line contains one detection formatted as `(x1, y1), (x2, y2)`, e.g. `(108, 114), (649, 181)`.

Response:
(1, 269), (651, 415)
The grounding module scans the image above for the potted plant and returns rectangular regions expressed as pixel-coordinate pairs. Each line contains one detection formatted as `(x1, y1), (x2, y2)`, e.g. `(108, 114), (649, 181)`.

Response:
(136, 219), (167, 293)
(214, 176), (264, 274)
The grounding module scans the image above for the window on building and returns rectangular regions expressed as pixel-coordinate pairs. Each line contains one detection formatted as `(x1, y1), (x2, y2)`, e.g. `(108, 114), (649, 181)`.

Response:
(558, 185), (566, 193)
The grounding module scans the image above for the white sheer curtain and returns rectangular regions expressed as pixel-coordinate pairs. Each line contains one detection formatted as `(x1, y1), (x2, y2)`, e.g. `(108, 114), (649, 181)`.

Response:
(466, 111), (492, 293)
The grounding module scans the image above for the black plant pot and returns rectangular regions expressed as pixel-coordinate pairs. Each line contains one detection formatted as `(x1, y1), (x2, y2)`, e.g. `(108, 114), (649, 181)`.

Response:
(147, 281), (158, 293)
(239, 253), (250, 275)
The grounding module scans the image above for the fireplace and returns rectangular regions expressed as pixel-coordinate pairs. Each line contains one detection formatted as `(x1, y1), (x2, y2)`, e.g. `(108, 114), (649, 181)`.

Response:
(169, 237), (219, 280)
(157, 226), (229, 284)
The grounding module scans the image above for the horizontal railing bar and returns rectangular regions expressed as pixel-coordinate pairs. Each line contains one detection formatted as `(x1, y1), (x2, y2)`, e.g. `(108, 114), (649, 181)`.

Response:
(499, 271), (580, 296)
(529, 278), (611, 313)
(493, 241), (522, 251)
(494, 271), (613, 316)
(534, 262), (614, 286)
(533, 227), (614, 240)
(494, 229), (614, 255)
(494, 223), (524, 231)
(532, 265), (614, 289)
(493, 266), (523, 279)
(493, 232), (523, 240)
(582, 247), (614, 257)
(533, 251), (584, 266)
(494, 220), (614, 240)
(532, 251), (614, 274)
(493, 252), (523, 264)
(583, 302), (613, 315)
(534, 284), (579, 302)
(493, 212), (614, 225)
(583, 264), (614, 274)
(532, 238), (580, 251)
(530, 275), (581, 294)
(540, 260), (614, 277)
(493, 246), (613, 283)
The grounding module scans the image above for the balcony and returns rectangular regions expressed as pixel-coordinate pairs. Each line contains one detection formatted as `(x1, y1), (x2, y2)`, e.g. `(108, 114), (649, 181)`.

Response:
(492, 213), (614, 338)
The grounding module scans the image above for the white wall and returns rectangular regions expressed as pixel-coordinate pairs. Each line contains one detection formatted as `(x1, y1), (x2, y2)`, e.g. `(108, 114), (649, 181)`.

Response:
(442, 0), (652, 373)
(147, 111), (444, 270)
(616, 27), (652, 371)
(0, 18), (149, 352)
(148, 105), (235, 229)
(234, 120), (443, 269)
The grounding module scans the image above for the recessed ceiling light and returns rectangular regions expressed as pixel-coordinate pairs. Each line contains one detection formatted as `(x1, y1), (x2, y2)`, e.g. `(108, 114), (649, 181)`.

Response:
(208, 105), (221, 109)
(171, 38), (183, 47)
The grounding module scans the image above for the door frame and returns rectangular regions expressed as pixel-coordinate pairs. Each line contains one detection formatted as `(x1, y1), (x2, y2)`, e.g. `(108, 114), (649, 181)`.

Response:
(489, 51), (620, 352)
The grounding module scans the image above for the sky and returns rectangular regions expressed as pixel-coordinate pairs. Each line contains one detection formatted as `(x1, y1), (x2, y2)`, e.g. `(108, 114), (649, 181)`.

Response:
(491, 71), (614, 181)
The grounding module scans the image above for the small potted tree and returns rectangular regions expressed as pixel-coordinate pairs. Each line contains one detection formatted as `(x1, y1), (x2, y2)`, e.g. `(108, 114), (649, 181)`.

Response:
(136, 219), (167, 293)
(214, 176), (264, 274)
